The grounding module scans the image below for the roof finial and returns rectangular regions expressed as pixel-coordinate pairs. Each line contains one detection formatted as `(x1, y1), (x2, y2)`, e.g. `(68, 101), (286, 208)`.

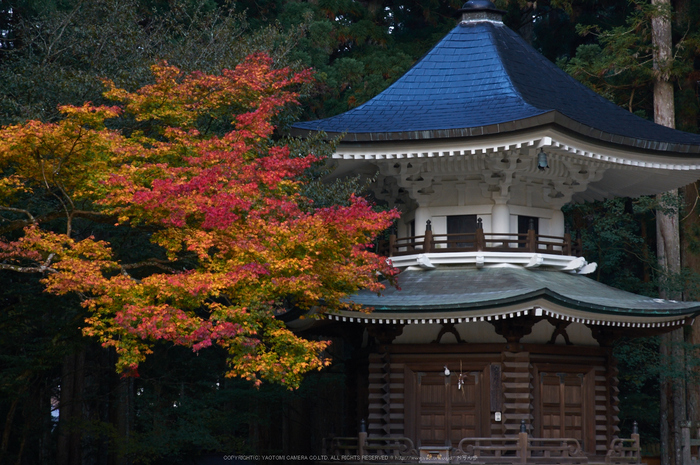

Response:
(458, 0), (505, 23)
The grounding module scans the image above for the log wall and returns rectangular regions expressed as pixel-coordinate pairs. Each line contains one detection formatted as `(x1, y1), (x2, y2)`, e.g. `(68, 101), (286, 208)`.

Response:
(365, 343), (618, 454)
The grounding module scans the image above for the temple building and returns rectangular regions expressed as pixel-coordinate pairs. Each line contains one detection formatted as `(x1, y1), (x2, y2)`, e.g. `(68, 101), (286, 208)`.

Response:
(291, 1), (700, 462)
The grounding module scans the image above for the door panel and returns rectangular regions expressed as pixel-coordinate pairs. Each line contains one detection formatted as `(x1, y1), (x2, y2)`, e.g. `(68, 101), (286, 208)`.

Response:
(416, 371), (481, 446)
(449, 375), (479, 443)
(539, 372), (586, 444)
(419, 375), (448, 444)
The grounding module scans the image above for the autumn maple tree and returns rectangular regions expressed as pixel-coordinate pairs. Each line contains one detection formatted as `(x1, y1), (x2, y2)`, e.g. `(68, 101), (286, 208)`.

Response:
(0, 54), (397, 388)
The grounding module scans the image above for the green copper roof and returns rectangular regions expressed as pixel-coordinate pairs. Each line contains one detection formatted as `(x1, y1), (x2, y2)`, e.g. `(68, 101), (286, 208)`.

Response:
(348, 267), (700, 319)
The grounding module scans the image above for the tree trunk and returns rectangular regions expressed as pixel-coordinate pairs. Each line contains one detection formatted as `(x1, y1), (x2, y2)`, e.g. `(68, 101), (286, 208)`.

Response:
(660, 336), (671, 465)
(112, 376), (133, 465)
(0, 397), (20, 462)
(652, 1), (684, 464)
(57, 350), (85, 465)
(678, 0), (700, 431)
(682, 184), (700, 433)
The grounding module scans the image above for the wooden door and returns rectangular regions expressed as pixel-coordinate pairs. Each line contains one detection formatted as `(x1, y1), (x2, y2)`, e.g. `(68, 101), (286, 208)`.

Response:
(416, 371), (481, 446)
(449, 372), (480, 443)
(540, 372), (584, 441)
(536, 368), (595, 453)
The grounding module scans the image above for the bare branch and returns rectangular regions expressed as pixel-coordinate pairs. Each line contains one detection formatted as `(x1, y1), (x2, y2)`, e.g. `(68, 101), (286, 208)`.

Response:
(42, 2), (83, 65)
(0, 254), (56, 274)
(38, 154), (72, 236)
(121, 259), (178, 273)
(681, 182), (700, 222)
(0, 210), (119, 235)
(0, 207), (36, 224)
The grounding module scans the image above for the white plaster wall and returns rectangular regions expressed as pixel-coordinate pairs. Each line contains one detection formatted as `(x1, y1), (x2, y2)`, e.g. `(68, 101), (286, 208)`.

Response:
(479, 215), (492, 233)
(506, 206), (559, 236)
(427, 205), (492, 217)
(431, 216), (447, 235)
(397, 220), (407, 238)
(519, 320), (553, 344)
(430, 182), (488, 208)
(455, 321), (506, 343)
(566, 323), (597, 346)
(398, 204), (567, 242)
(393, 321), (506, 344)
(398, 211), (416, 238)
(520, 320), (598, 346)
(414, 205), (566, 236)
(393, 324), (443, 344)
(412, 206), (492, 233)
(509, 215), (518, 235)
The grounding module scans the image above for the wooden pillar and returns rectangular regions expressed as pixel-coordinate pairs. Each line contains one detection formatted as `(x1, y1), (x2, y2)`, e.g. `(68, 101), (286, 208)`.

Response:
(527, 229), (536, 252)
(476, 228), (486, 251)
(358, 425), (367, 460)
(564, 233), (572, 255)
(632, 429), (641, 465)
(591, 328), (622, 455)
(423, 229), (433, 253)
(518, 429), (529, 464)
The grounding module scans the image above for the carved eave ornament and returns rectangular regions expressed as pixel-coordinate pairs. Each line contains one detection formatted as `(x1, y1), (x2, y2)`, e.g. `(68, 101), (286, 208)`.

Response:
(330, 133), (700, 204)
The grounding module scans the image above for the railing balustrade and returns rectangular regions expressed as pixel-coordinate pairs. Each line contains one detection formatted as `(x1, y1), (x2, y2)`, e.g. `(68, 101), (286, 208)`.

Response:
(321, 424), (640, 463)
(323, 435), (418, 462)
(380, 228), (582, 257)
(454, 434), (588, 464)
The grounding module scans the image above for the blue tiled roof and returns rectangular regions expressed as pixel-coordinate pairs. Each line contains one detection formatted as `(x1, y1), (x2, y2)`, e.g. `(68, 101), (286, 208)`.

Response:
(293, 20), (700, 152)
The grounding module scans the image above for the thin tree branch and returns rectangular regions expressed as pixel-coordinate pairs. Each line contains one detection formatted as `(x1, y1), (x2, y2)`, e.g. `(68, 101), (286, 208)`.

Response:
(0, 210), (119, 235)
(0, 253), (56, 273)
(0, 207), (36, 224)
(121, 259), (178, 273)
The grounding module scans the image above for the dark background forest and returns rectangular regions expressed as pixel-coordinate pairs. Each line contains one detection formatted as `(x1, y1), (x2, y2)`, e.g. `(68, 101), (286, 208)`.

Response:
(1, 0), (700, 463)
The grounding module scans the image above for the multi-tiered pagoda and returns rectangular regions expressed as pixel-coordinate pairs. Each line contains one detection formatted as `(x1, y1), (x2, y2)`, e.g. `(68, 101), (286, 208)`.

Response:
(292, 1), (700, 462)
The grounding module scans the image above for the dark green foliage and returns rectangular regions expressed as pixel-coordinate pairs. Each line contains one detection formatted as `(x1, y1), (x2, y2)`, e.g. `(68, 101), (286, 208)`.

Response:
(285, 133), (379, 210)
(271, 0), (462, 119)
(559, 0), (700, 129)
(67, 342), (352, 464)
(614, 335), (700, 444)
(565, 191), (700, 298)
(0, 271), (84, 464)
(0, 0), (309, 126)
(565, 197), (658, 296)
(559, 6), (700, 452)
(614, 337), (661, 441)
(566, 192), (700, 447)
